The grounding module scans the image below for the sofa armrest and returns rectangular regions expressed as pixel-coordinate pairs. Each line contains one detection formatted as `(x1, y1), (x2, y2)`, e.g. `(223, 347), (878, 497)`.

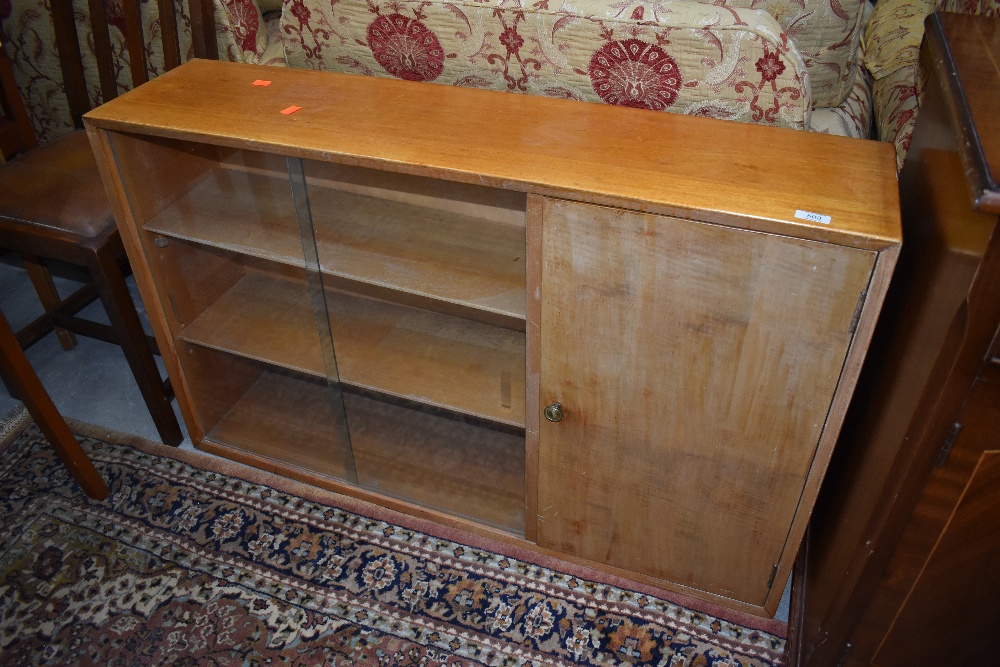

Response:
(867, 0), (997, 169)
(864, 0), (938, 169)
(863, 0), (937, 80)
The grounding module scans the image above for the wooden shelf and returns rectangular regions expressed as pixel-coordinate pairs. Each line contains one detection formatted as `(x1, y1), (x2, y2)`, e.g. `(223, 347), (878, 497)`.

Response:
(178, 269), (526, 428)
(345, 392), (524, 534)
(307, 179), (525, 324)
(209, 369), (354, 482)
(208, 368), (525, 534)
(144, 163), (301, 265)
(177, 269), (325, 377)
(144, 163), (526, 324)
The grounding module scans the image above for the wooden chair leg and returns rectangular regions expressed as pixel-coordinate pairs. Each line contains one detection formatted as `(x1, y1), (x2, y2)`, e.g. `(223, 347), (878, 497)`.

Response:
(88, 244), (183, 446)
(0, 309), (108, 499)
(20, 253), (78, 351)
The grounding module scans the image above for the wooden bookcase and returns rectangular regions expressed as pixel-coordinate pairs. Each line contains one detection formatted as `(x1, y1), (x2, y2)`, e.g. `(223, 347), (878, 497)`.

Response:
(84, 59), (901, 617)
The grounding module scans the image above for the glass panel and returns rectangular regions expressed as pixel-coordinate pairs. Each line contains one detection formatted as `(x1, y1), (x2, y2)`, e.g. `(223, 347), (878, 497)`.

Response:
(106, 132), (355, 483)
(300, 158), (529, 534)
(288, 156), (357, 483)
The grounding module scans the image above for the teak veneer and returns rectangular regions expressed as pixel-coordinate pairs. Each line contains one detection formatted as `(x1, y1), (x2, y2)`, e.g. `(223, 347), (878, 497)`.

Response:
(85, 59), (900, 617)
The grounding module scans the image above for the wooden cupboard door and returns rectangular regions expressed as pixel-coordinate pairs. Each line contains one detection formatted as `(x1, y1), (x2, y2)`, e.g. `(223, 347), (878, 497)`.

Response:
(534, 198), (875, 605)
(872, 370), (1000, 666)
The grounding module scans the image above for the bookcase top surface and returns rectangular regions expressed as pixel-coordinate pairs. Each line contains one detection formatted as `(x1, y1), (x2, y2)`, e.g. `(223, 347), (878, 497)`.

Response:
(85, 59), (900, 249)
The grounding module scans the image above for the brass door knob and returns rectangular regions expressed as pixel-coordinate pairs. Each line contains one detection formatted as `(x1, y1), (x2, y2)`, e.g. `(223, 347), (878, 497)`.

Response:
(543, 403), (564, 422)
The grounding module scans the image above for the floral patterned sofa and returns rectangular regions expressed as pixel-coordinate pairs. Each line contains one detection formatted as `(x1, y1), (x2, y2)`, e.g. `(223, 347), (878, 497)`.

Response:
(863, 0), (999, 170)
(4, 0), (877, 146)
(3, 0), (994, 167)
(279, 0), (876, 138)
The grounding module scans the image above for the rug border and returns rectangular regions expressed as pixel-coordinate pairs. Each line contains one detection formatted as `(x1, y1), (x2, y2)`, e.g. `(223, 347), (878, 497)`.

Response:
(26, 415), (788, 638)
(0, 405), (32, 449)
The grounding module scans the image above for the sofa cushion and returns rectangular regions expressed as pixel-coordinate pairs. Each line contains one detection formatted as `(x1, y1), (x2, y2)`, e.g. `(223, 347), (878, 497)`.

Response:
(865, 0), (997, 85)
(218, 0), (268, 63)
(702, 0), (870, 109)
(281, 0), (812, 129)
(863, 0), (936, 80)
(865, 0), (997, 170)
(260, 10), (288, 66)
(810, 62), (873, 138)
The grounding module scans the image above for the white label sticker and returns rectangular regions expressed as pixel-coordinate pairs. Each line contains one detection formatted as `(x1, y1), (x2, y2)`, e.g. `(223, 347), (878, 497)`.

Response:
(795, 209), (832, 225)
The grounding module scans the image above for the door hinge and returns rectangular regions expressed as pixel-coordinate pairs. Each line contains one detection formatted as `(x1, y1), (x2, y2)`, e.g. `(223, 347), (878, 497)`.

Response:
(767, 564), (779, 589)
(848, 290), (868, 335)
(167, 293), (184, 326)
(936, 422), (962, 467)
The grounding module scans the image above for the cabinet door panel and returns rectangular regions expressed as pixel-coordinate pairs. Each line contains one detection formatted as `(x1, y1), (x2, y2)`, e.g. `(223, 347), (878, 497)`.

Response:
(874, 371), (1000, 666)
(535, 198), (875, 605)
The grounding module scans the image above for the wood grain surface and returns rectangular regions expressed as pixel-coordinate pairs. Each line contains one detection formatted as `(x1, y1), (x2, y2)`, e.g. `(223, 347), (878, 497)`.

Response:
(874, 368), (1000, 665)
(176, 265), (526, 427)
(84, 59), (900, 250)
(535, 198), (875, 606)
(935, 14), (1000, 213)
(206, 366), (526, 533)
(85, 60), (902, 616)
(345, 392), (525, 534)
(796, 13), (1000, 663)
(209, 366), (355, 482)
(140, 152), (527, 323)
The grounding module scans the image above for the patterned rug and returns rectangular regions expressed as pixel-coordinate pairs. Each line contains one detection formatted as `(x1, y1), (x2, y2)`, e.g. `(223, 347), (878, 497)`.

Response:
(0, 409), (786, 666)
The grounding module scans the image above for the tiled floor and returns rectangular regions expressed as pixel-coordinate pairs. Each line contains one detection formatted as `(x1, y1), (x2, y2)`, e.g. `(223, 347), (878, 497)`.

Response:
(0, 252), (190, 447)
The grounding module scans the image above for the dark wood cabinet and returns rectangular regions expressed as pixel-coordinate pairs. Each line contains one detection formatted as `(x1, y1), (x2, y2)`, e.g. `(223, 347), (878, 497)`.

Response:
(794, 12), (1000, 666)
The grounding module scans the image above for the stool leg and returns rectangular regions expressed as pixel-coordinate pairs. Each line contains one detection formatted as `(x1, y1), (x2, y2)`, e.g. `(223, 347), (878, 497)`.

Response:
(21, 254), (78, 351)
(88, 244), (183, 446)
(0, 310), (108, 499)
